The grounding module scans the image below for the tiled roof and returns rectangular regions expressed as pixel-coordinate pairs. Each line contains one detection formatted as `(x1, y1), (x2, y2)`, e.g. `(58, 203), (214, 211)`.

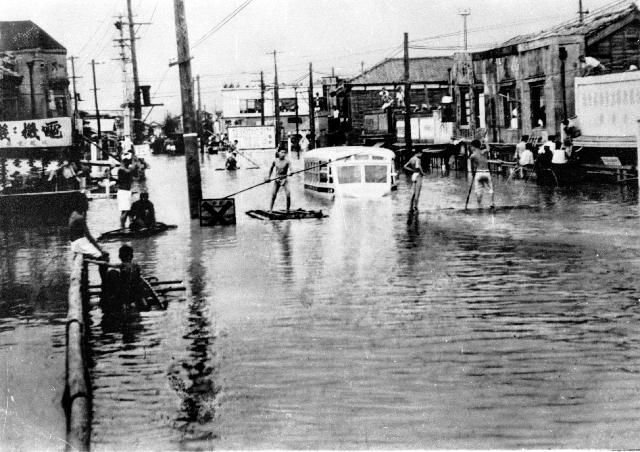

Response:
(0, 21), (65, 51)
(349, 56), (453, 84)
(0, 65), (21, 78)
(501, 0), (639, 46)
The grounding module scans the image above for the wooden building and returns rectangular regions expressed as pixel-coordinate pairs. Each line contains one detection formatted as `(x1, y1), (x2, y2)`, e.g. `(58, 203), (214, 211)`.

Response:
(451, 0), (640, 145)
(345, 56), (453, 132)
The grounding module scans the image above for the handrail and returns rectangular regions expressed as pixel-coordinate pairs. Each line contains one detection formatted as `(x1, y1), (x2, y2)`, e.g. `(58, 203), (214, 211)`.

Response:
(64, 253), (91, 451)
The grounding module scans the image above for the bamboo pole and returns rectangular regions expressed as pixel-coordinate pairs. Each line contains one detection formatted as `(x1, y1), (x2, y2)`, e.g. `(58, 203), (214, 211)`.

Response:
(65, 254), (91, 451)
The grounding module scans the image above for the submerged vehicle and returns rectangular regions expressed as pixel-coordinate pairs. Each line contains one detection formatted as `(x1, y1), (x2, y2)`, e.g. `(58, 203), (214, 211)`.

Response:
(303, 146), (398, 198)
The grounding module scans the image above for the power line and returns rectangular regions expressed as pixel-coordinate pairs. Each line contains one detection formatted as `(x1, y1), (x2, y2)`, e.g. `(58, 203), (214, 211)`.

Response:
(191, 0), (255, 50)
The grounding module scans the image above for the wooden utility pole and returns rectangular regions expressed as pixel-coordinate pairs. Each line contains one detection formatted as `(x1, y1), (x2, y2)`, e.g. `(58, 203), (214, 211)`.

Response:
(260, 71), (265, 126)
(196, 74), (203, 153)
(403, 33), (412, 156)
(459, 9), (470, 51)
(308, 62), (315, 150)
(68, 56), (79, 115)
(127, 0), (143, 144)
(578, 0), (586, 24)
(173, 0), (202, 218)
(114, 17), (132, 139)
(294, 86), (299, 137)
(272, 50), (281, 147)
(91, 59), (101, 140)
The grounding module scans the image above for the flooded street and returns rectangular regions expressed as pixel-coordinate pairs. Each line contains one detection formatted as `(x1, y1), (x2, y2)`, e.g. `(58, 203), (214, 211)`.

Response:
(3, 151), (640, 449)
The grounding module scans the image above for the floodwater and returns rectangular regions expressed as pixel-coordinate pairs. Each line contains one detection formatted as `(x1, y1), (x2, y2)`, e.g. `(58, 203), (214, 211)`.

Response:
(2, 150), (640, 450)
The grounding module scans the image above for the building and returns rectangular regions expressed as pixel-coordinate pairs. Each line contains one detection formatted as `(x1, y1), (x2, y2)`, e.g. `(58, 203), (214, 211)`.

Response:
(451, 0), (640, 144)
(345, 56), (453, 132)
(0, 21), (70, 121)
(221, 84), (310, 138)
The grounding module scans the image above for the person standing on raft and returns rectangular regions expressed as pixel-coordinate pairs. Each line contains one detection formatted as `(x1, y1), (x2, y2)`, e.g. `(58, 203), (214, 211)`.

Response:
(266, 148), (292, 211)
(469, 139), (495, 208)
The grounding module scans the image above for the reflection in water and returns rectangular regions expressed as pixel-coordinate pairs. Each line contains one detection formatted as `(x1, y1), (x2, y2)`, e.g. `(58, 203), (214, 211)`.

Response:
(168, 223), (219, 446)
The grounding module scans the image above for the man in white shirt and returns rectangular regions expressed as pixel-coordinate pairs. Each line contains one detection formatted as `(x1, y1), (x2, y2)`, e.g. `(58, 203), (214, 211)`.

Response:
(518, 145), (535, 179)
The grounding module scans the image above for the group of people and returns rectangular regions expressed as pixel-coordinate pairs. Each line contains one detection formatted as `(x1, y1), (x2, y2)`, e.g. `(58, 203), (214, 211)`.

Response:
(68, 196), (143, 312)
(403, 139), (496, 211)
(115, 157), (156, 229)
(513, 135), (576, 179)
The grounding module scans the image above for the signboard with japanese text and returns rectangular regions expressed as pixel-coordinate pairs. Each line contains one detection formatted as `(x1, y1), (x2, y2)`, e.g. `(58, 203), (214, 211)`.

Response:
(575, 72), (640, 139)
(227, 125), (275, 150)
(0, 117), (72, 148)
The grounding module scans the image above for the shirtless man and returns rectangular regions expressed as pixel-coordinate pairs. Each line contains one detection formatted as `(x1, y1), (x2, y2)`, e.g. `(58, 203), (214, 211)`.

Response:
(403, 150), (425, 211)
(68, 195), (109, 282)
(469, 139), (495, 208)
(266, 148), (292, 211)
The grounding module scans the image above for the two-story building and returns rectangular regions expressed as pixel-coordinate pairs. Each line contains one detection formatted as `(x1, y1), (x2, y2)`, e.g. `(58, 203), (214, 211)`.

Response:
(451, 0), (640, 146)
(220, 84), (310, 138)
(0, 21), (70, 121)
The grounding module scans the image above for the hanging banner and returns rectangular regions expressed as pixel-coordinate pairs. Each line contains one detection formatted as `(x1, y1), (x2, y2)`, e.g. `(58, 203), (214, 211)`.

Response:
(0, 117), (72, 148)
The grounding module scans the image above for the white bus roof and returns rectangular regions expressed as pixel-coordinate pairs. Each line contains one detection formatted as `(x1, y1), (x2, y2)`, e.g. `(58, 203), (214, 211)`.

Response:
(305, 146), (395, 161)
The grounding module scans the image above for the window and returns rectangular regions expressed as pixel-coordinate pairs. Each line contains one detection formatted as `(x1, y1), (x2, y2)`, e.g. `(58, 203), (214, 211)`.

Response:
(530, 82), (546, 128)
(337, 165), (361, 184)
(279, 98), (296, 112)
(239, 99), (261, 114)
(364, 165), (387, 183)
(500, 85), (517, 128)
(459, 88), (471, 126)
(53, 91), (68, 117)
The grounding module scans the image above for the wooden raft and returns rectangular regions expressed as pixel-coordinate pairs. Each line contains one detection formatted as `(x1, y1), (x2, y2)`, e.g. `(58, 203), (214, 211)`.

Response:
(98, 222), (177, 241)
(246, 208), (327, 220)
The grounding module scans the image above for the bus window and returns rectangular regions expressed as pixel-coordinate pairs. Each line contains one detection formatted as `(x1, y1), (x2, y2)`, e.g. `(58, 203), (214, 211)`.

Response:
(337, 165), (361, 184)
(364, 165), (387, 183)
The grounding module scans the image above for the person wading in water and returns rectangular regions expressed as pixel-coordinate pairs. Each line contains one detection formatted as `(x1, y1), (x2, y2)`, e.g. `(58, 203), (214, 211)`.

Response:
(469, 139), (495, 208)
(266, 148), (292, 211)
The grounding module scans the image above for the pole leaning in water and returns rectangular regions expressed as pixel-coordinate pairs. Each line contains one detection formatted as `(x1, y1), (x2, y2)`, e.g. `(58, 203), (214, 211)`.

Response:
(173, 0), (202, 218)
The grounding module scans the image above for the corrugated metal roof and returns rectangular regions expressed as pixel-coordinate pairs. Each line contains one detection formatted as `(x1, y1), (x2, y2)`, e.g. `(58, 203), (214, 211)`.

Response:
(349, 56), (453, 84)
(501, 0), (639, 47)
(0, 21), (66, 51)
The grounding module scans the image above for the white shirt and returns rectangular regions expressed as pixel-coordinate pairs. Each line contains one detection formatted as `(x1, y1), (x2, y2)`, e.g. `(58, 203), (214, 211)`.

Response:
(519, 149), (534, 166)
(551, 148), (568, 164)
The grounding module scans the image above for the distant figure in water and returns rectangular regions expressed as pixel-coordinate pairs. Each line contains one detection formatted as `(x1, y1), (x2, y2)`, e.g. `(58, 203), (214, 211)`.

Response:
(225, 151), (239, 170)
(266, 148), (292, 211)
(128, 191), (156, 230)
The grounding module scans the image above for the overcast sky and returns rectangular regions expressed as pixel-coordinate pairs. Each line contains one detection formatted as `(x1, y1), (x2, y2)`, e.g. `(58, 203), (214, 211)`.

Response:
(2, 0), (629, 122)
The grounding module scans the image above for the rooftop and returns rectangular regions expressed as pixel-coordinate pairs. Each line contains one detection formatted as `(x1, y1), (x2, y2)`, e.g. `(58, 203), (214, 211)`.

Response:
(0, 21), (66, 52)
(349, 56), (453, 84)
(501, 0), (639, 47)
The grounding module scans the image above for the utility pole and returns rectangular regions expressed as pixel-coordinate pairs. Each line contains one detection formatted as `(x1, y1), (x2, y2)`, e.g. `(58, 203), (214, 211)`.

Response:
(91, 59), (101, 140)
(403, 32), (412, 156)
(196, 74), (203, 153)
(459, 9), (470, 51)
(173, 0), (202, 218)
(294, 86), (299, 137)
(127, 0), (143, 144)
(578, 0), (588, 24)
(271, 50), (281, 147)
(260, 71), (265, 126)
(68, 56), (80, 116)
(308, 62), (315, 150)
(114, 16), (132, 140)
